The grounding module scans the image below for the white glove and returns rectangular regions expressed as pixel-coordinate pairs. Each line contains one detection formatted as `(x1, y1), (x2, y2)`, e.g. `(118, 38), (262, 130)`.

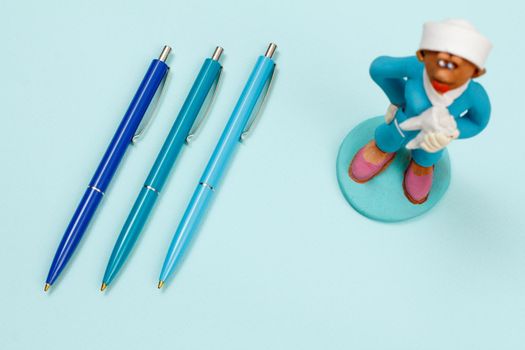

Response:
(400, 106), (460, 153)
(423, 132), (459, 152)
(384, 104), (398, 124)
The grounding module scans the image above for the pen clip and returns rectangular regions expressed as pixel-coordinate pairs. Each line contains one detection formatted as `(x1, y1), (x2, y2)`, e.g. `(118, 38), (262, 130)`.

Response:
(240, 64), (276, 142)
(186, 66), (223, 144)
(132, 71), (168, 144)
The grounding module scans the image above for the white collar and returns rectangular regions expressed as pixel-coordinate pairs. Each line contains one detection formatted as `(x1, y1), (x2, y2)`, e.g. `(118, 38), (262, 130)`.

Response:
(423, 70), (470, 107)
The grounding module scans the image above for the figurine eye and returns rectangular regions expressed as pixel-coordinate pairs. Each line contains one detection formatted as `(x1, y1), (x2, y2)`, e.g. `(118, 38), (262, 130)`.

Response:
(446, 62), (457, 70)
(438, 59), (447, 68)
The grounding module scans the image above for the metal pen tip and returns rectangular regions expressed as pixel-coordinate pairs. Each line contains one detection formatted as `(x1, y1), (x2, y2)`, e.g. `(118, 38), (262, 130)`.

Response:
(265, 43), (277, 58)
(100, 283), (107, 292)
(157, 281), (164, 289)
(44, 283), (51, 292)
(212, 46), (224, 61)
(159, 45), (172, 62)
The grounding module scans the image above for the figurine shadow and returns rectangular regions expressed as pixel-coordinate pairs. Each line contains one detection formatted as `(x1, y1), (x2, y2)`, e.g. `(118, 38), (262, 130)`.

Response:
(336, 116), (451, 222)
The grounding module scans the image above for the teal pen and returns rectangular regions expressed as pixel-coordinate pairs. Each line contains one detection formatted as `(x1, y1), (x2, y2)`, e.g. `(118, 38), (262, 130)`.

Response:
(101, 47), (224, 290)
(158, 43), (277, 288)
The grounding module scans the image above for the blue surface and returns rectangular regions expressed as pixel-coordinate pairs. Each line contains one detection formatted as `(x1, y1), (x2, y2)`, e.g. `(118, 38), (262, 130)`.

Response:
(1, 1), (525, 349)
(336, 116), (451, 222)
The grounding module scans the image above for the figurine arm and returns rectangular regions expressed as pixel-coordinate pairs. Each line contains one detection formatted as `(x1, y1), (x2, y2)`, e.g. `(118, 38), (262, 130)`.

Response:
(369, 56), (418, 107)
(456, 83), (491, 139)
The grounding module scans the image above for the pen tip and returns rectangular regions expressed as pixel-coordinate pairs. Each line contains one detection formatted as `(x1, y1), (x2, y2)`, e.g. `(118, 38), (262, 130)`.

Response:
(100, 283), (107, 292)
(157, 281), (164, 289)
(44, 283), (51, 292)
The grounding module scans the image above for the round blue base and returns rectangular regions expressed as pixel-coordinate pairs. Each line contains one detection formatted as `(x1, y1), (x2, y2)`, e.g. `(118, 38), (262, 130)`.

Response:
(336, 116), (451, 222)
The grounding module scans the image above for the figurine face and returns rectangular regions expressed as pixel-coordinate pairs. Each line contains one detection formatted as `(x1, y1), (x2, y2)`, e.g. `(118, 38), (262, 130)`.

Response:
(417, 50), (485, 93)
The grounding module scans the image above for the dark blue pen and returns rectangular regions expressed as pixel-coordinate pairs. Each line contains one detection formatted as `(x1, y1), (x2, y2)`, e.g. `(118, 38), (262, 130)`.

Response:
(44, 46), (171, 291)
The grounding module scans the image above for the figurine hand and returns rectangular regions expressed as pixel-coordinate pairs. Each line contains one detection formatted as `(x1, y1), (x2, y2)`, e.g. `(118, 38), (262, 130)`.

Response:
(384, 104), (398, 124)
(419, 130), (460, 152)
(401, 106), (460, 152)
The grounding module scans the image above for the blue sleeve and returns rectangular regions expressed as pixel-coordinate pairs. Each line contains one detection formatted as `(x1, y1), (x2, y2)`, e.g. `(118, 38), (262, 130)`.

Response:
(457, 83), (491, 139)
(369, 56), (419, 107)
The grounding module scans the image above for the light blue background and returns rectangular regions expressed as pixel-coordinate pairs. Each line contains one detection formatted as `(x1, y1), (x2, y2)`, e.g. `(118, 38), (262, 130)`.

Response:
(1, 0), (523, 349)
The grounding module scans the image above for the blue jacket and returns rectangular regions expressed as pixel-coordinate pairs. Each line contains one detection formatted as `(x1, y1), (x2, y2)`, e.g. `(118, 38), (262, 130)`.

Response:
(370, 56), (491, 139)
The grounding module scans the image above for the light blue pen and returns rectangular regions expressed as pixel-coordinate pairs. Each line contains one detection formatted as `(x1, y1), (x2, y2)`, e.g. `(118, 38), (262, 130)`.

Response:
(158, 43), (277, 288)
(101, 47), (224, 291)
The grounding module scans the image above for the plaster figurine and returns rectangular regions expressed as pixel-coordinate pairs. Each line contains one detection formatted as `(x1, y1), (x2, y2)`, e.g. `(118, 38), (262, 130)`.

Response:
(349, 19), (492, 204)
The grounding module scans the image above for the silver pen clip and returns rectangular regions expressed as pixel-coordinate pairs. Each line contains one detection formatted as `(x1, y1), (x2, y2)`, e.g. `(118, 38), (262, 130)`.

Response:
(240, 43), (277, 142)
(132, 45), (171, 144)
(186, 46), (224, 144)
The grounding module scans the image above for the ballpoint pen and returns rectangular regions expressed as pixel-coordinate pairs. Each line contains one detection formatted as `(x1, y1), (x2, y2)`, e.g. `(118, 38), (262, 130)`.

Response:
(44, 46), (171, 291)
(101, 47), (224, 291)
(158, 43), (277, 288)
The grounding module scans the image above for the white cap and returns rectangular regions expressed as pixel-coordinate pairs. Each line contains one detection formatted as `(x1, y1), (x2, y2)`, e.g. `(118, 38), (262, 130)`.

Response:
(419, 19), (492, 69)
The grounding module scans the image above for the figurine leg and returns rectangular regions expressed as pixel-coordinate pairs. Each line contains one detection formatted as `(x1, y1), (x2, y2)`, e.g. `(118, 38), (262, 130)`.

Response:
(403, 149), (443, 204)
(348, 121), (404, 183)
(374, 120), (408, 153)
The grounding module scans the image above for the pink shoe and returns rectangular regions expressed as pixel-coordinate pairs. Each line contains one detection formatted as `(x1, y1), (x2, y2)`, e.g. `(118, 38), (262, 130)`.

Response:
(403, 160), (434, 204)
(349, 140), (396, 183)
